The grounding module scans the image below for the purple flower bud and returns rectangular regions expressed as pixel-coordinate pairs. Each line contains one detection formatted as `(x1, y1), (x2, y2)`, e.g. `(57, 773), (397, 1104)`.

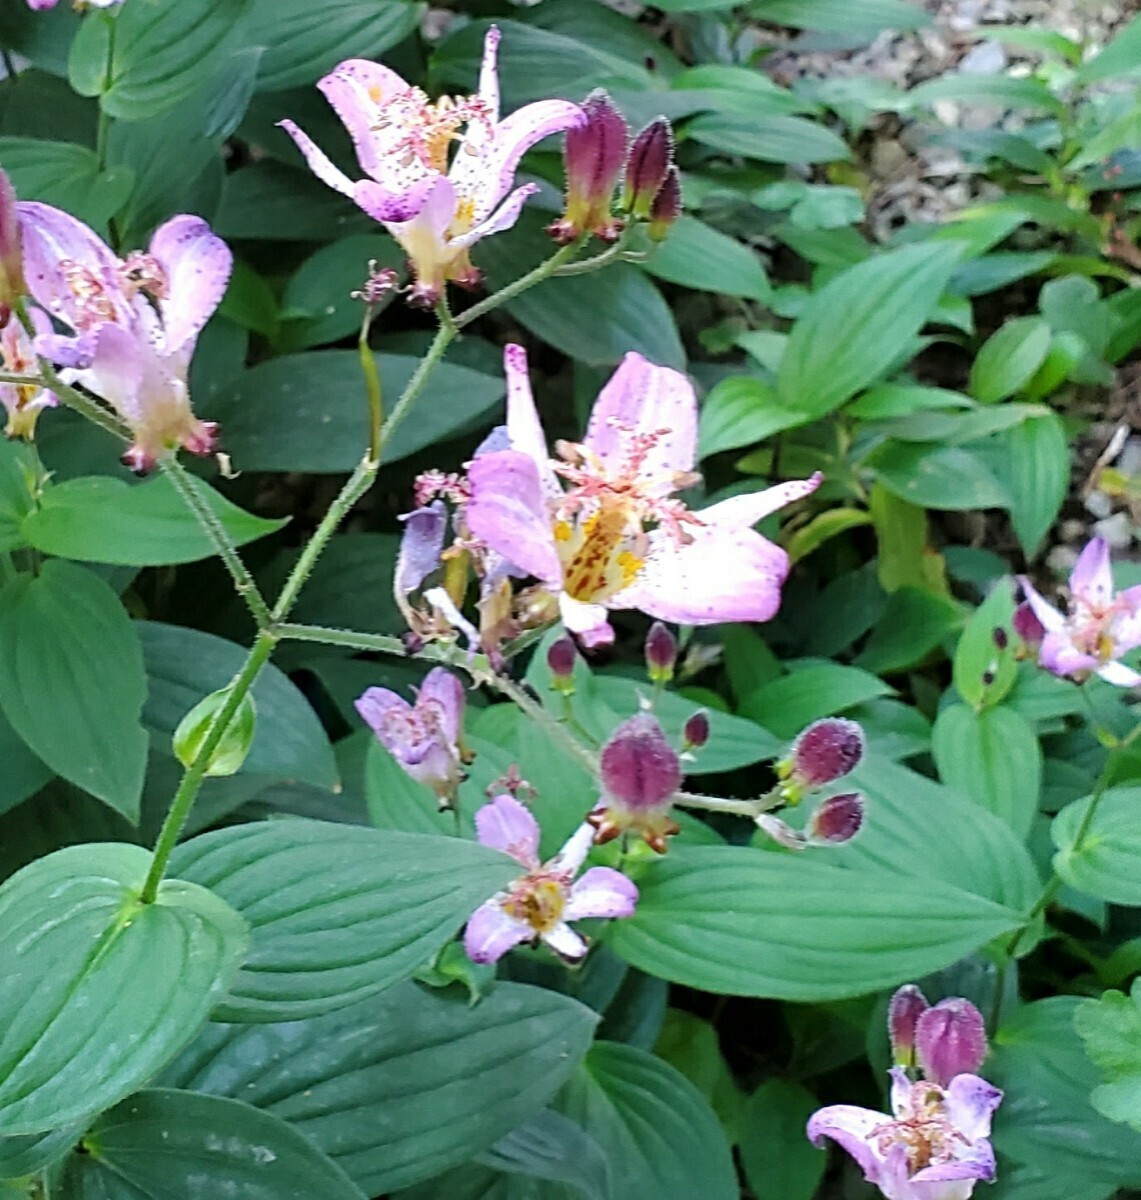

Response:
(0, 170), (25, 306)
(547, 635), (578, 694)
(549, 90), (627, 244)
(807, 791), (864, 845)
(592, 713), (682, 853)
(915, 998), (988, 1087)
(623, 118), (674, 218)
(645, 621), (677, 684)
(646, 167), (682, 243)
(784, 718), (865, 792)
(1012, 601), (1046, 649)
(888, 984), (930, 1067)
(683, 709), (710, 751)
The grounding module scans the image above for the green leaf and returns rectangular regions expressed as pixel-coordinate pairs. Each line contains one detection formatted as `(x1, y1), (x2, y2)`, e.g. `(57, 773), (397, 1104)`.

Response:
(952, 581), (1018, 709)
(23, 474), (284, 566)
(909, 74), (1065, 116)
(473, 1108), (613, 1199)
(739, 1080), (825, 1200)
(168, 819), (518, 1020)
(777, 243), (959, 419)
(868, 441), (1009, 510)
(0, 136), (132, 231)
(1076, 14), (1141, 82)
(932, 704), (1042, 839)
(610, 845), (1020, 1000)
(216, 162), (375, 241)
(554, 1042), (737, 1200)
(1052, 787), (1141, 905)
(749, 0), (929, 34)
(0, 439), (36, 554)
(685, 112), (850, 164)
(206, 350), (506, 473)
(0, 842), (247, 1136)
(999, 412), (1069, 558)
(60, 1089), (365, 1199)
(855, 586), (962, 674)
(137, 621), (337, 791)
(248, 0), (420, 92)
(739, 662), (892, 738)
(102, 0), (253, 120)
(642, 216), (770, 300)
(698, 377), (808, 457)
(1075, 982), (1141, 1132)
(162, 981), (598, 1194)
(968, 316), (1053, 403)
(0, 561), (147, 818)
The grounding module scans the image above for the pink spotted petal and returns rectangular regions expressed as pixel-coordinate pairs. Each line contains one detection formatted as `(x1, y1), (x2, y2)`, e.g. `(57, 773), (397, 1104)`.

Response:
(910, 1146), (996, 1190)
(316, 58), (409, 183)
(77, 322), (146, 426)
(474, 794), (540, 869)
(806, 1104), (889, 1184)
(547, 822), (597, 877)
(502, 343), (559, 496)
(559, 594), (615, 646)
(33, 330), (97, 370)
(415, 668), (465, 745)
(449, 183), (538, 252)
(944, 1074), (1003, 1141)
(464, 900), (533, 964)
(539, 920), (589, 962)
(357, 173), (450, 228)
(1096, 660), (1141, 688)
(1016, 576), (1066, 635)
(698, 475), (823, 529)
(277, 120), (357, 198)
(466, 449), (563, 586)
(354, 687), (413, 739)
(1039, 632), (1097, 679)
(149, 215), (232, 354)
(477, 26), (502, 125)
(584, 354), (698, 491)
(564, 867), (637, 921)
(1070, 537), (1113, 608)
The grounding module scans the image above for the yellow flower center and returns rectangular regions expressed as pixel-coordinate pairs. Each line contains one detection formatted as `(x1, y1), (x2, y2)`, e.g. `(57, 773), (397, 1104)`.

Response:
(504, 876), (567, 934)
(557, 501), (644, 603)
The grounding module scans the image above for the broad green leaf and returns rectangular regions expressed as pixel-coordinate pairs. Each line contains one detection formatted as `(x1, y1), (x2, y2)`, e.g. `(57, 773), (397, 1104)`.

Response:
(654, 1010), (742, 1138)
(672, 65), (811, 115)
(855, 586), (963, 674)
(739, 1080), (824, 1200)
(749, 0), (929, 33)
(0, 438), (36, 554)
(168, 819), (518, 1020)
(642, 216), (770, 300)
(998, 413), (1069, 558)
(554, 1042), (737, 1200)
(101, 0), (253, 119)
(248, 0), (419, 92)
(685, 112), (850, 164)
(60, 1089), (364, 1199)
(0, 5), (83, 77)
(777, 243), (959, 418)
(868, 441), (1009, 510)
(1077, 14), (1141, 82)
(969, 316), (1052, 402)
(0, 136), (131, 230)
(739, 662), (892, 738)
(872, 402), (1044, 446)
(469, 1108), (613, 1199)
(137, 622), (337, 791)
(787, 507), (872, 563)
(610, 845), (1021, 999)
(932, 705), (1041, 839)
(869, 484), (941, 594)
(216, 162), (375, 241)
(0, 561), (147, 818)
(205, 350), (506, 472)
(952, 582), (1018, 709)
(909, 74), (1065, 116)
(0, 1123), (81, 1182)
(162, 981), (598, 1194)
(848, 385), (973, 420)
(1075, 982), (1141, 1132)
(698, 377), (808, 457)
(1052, 787), (1141, 905)
(23, 474), (284, 566)
(990, 998), (1141, 1190)
(0, 708), (52, 820)
(0, 842), (247, 1136)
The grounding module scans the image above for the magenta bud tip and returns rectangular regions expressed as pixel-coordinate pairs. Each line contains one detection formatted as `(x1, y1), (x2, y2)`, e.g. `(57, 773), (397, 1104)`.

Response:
(683, 708), (710, 751)
(600, 712), (682, 814)
(645, 621), (677, 682)
(888, 984), (930, 1066)
(790, 718), (865, 789)
(807, 791), (864, 845)
(915, 997), (988, 1087)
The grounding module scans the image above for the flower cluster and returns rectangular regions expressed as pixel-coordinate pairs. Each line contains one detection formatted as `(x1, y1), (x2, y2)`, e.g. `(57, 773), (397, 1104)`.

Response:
(808, 985), (1002, 1200)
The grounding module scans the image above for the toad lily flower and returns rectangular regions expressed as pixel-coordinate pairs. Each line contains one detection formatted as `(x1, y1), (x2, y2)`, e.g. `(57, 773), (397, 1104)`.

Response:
(808, 1069), (1002, 1200)
(0, 311), (56, 439)
(1019, 537), (1141, 687)
(466, 343), (821, 647)
(17, 204), (231, 471)
(464, 794), (637, 963)
(279, 27), (583, 306)
(356, 667), (467, 807)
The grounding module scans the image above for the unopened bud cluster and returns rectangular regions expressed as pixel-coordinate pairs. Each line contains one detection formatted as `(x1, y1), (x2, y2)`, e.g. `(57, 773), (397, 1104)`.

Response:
(889, 984), (989, 1086)
(549, 91), (680, 245)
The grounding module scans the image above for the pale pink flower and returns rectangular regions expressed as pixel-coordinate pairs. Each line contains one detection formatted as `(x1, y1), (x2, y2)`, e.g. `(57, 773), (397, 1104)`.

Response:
(464, 794), (637, 964)
(279, 27), (582, 306)
(17, 205), (231, 471)
(465, 343), (821, 647)
(1019, 537), (1141, 686)
(808, 1069), (1002, 1200)
(0, 311), (56, 439)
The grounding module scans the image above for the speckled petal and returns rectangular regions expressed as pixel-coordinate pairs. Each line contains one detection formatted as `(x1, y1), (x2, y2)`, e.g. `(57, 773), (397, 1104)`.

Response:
(464, 900), (532, 964)
(564, 867), (637, 920)
(806, 1104), (889, 1186)
(277, 119), (357, 198)
(540, 920), (589, 962)
(475, 794), (540, 869)
(149, 214), (232, 354)
(1070, 537), (1113, 608)
(316, 58), (409, 183)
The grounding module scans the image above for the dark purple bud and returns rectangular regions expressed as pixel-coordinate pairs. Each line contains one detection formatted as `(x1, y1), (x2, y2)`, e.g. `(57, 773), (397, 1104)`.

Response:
(1013, 602), (1046, 649)
(395, 501), (447, 601)
(807, 791), (864, 845)
(683, 708), (710, 751)
(547, 635), (578, 694)
(600, 713), (682, 815)
(993, 626), (1009, 651)
(787, 718), (865, 790)
(646, 167), (682, 243)
(888, 984), (930, 1067)
(0, 170), (24, 306)
(915, 998), (988, 1087)
(645, 621), (677, 684)
(550, 90), (628, 244)
(623, 118), (674, 218)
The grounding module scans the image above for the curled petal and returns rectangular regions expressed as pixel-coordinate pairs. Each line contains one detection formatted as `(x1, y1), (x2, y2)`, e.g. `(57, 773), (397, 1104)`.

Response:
(1070, 537), (1113, 608)
(277, 120), (357, 199)
(502, 343), (559, 496)
(33, 330), (97, 370)
(1039, 632), (1097, 679)
(539, 920), (588, 962)
(547, 822), (597, 877)
(449, 182), (538, 252)
(806, 1104), (889, 1184)
(149, 214), (232, 354)
(477, 25), (502, 125)
(1016, 576), (1065, 634)
(943, 1075), (1003, 1142)
(355, 687), (413, 741)
(75, 322), (146, 425)
(475, 794), (540, 869)
(416, 667), (465, 745)
(357, 173), (450, 228)
(396, 501), (448, 597)
(558, 594), (614, 646)
(1096, 659), (1141, 688)
(565, 867), (637, 920)
(317, 58), (409, 183)
(464, 899), (532, 964)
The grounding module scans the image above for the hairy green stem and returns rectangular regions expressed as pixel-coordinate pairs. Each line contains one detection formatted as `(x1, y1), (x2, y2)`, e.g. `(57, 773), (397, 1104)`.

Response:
(159, 457), (272, 628)
(359, 306), (383, 464)
(454, 237), (586, 330)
